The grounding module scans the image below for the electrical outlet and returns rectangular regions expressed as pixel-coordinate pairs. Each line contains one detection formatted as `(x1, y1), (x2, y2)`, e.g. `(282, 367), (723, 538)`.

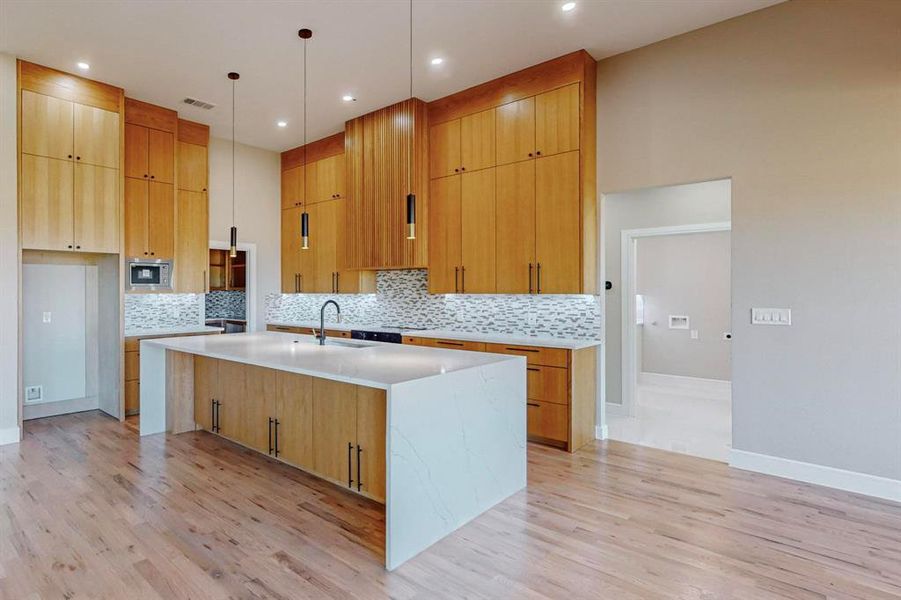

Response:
(690, 329), (699, 339)
(25, 385), (42, 403)
(751, 308), (791, 325)
(723, 332), (732, 340)
(42, 311), (51, 323)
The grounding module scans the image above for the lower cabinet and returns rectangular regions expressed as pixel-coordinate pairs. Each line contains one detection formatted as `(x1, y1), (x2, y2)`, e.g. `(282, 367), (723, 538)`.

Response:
(193, 358), (386, 503)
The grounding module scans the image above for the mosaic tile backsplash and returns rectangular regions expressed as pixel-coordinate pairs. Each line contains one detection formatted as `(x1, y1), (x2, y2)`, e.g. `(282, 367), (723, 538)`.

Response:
(206, 291), (246, 320)
(267, 270), (602, 340)
(125, 293), (205, 331)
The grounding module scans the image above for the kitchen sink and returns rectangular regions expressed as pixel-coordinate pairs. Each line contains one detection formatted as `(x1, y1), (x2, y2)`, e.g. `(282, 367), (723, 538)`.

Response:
(291, 338), (372, 349)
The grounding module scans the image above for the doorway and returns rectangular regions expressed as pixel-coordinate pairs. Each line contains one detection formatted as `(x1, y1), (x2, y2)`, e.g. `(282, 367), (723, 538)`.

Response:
(208, 240), (257, 332)
(602, 179), (732, 461)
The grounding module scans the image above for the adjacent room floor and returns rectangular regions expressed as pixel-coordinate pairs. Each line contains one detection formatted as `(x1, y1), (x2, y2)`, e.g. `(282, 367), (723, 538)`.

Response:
(607, 375), (731, 462)
(3, 411), (899, 599)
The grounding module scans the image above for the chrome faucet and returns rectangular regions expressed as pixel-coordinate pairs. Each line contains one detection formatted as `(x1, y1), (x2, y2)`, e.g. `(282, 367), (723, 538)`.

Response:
(319, 300), (341, 345)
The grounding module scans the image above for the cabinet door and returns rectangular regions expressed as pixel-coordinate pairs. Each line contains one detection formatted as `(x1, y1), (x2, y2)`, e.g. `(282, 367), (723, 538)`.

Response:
(335, 198), (375, 293)
(535, 83), (580, 158)
(312, 378), (358, 487)
(427, 175), (462, 293)
(21, 90), (73, 161)
(312, 200), (338, 293)
(460, 168), (496, 293)
(194, 356), (218, 431)
(281, 165), (305, 209)
(242, 366), (277, 454)
(74, 163), (119, 253)
(148, 129), (175, 184)
(496, 97), (535, 166)
(20, 155), (74, 251)
(148, 181), (175, 258)
(177, 141), (208, 192)
(124, 177), (149, 257)
(73, 103), (119, 169)
(429, 119), (461, 178)
(322, 154), (345, 200)
(175, 190), (209, 293)
(276, 371), (313, 469)
(460, 109), (495, 172)
(535, 151), (581, 293)
(496, 161), (536, 293)
(527, 400), (568, 443)
(355, 388), (386, 502)
(124, 123), (149, 180)
(217, 360), (246, 441)
(281, 207), (303, 293)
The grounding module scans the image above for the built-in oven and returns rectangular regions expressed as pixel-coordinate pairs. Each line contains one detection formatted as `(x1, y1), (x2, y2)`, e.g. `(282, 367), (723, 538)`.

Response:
(127, 258), (173, 291)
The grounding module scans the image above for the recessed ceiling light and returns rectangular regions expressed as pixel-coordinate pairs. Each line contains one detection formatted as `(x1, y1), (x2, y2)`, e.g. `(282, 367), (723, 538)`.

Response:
(342, 94), (356, 102)
(276, 120), (288, 128)
(77, 61), (90, 70)
(561, 2), (576, 11)
(430, 57), (444, 66)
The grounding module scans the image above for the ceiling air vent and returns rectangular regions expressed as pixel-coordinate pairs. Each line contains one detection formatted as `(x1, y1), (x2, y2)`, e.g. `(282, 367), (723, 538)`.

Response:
(182, 97), (216, 110)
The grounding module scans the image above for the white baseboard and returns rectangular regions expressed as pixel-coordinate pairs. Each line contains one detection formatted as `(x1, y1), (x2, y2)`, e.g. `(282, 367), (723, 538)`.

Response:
(595, 425), (608, 440)
(0, 426), (20, 446)
(730, 449), (901, 503)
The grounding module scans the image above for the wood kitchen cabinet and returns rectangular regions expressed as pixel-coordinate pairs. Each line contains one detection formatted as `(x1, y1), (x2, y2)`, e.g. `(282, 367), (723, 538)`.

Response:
(73, 162), (119, 253)
(496, 160), (536, 293)
(193, 355), (218, 432)
(429, 109), (495, 178)
(124, 123), (174, 183)
(495, 96), (535, 166)
(124, 178), (174, 258)
(535, 151), (581, 293)
(429, 119), (460, 179)
(73, 102), (120, 169)
(281, 206), (304, 293)
(427, 175), (461, 294)
(535, 83), (580, 158)
(281, 165), (304, 209)
(21, 90), (74, 161)
(275, 371), (314, 469)
(20, 155), (74, 251)
(242, 365), (277, 454)
(305, 154), (345, 204)
(175, 119), (210, 293)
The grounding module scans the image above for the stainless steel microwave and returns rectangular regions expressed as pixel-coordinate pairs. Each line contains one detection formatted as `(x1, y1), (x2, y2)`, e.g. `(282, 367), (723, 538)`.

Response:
(127, 258), (172, 291)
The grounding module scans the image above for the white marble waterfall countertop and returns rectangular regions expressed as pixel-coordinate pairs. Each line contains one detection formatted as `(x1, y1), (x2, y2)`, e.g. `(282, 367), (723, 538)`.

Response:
(125, 325), (224, 338)
(267, 321), (601, 350)
(142, 331), (522, 389)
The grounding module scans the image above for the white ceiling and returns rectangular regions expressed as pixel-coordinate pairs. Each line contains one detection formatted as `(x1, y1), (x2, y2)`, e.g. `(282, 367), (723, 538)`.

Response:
(1, 0), (781, 152)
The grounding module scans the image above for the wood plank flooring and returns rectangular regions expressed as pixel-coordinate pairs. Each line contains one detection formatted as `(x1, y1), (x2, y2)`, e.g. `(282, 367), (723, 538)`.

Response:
(2, 410), (900, 599)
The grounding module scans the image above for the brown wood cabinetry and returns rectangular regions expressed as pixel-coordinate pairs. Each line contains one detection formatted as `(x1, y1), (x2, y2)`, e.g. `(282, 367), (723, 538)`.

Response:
(305, 154), (345, 204)
(175, 119), (210, 293)
(281, 206), (304, 293)
(281, 165), (304, 209)
(403, 336), (596, 452)
(193, 359), (386, 503)
(20, 78), (122, 254)
(426, 53), (597, 294)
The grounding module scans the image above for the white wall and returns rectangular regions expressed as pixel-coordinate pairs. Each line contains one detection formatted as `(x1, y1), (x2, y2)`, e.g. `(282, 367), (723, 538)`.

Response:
(597, 0), (901, 484)
(0, 53), (18, 444)
(208, 137), (280, 331)
(604, 179), (731, 405)
(637, 231), (731, 381)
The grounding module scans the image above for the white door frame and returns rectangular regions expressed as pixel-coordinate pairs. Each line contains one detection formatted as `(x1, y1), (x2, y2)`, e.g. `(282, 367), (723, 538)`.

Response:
(209, 240), (258, 332)
(619, 222), (731, 417)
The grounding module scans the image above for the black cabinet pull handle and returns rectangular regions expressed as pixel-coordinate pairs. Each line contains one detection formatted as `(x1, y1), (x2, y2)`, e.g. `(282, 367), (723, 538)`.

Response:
(143, 174), (148, 178)
(461, 266), (466, 293)
(347, 442), (354, 488)
(527, 367), (540, 372)
(211, 399), (215, 431)
(335, 272), (339, 293)
(536, 150), (542, 156)
(528, 263), (533, 294)
(527, 402), (540, 408)
(216, 400), (221, 433)
(454, 168), (459, 173)
(67, 245), (73, 249)
(454, 267), (459, 293)
(536, 263), (542, 294)
(68, 154), (73, 159)
(437, 340), (464, 347)
(299, 274), (303, 293)
(268, 417), (273, 455)
(506, 346), (538, 353)
(528, 152), (533, 157)
(274, 420), (280, 457)
(356, 445), (362, 491)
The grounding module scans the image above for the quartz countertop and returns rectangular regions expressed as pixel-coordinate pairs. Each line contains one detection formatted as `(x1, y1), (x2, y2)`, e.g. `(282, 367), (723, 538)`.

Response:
(142, 331), (522, 389)
(266, 321), (601, 350)
(125, 325), (224, 339)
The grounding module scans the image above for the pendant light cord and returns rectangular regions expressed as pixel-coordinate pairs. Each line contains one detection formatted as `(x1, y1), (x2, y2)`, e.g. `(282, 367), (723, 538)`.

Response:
(303, 34), (307, 168)
(408, 0), (413, 194)
(232, 78), (236, 228)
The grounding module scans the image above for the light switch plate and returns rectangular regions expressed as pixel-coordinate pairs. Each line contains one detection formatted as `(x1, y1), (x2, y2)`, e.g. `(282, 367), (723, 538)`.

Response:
(751, 307), (791, 325)
(42, 311), (51, 323)
(690, 329), (699, 339)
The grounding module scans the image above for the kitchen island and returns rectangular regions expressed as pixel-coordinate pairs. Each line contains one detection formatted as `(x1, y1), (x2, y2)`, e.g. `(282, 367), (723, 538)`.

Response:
(139, 331), (526, 570)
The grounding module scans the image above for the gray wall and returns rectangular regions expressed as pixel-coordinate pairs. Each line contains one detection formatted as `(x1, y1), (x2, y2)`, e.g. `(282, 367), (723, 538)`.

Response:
(637, 231), (731, 381)
(597, 0), (901, 480)
(604, 179), (731, 405)
(0, 53), (17, 443)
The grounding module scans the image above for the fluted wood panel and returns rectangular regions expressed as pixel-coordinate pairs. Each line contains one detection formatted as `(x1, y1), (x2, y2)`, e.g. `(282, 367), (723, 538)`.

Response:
(345, 99), (428, 270)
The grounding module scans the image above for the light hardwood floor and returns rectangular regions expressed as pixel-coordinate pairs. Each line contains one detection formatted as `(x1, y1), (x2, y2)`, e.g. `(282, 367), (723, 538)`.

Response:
(2, 411), (900, 599)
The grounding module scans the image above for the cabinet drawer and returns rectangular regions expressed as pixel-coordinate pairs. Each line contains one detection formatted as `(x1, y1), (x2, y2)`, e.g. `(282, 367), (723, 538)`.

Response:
(267, 324), (308, 334)
(324, 329), (350, 338)
(125, 350), (140, 381)
(485, 343), (568, 367)
(403, 336), (424, 345)
(125, 380), (140, 415)
(423, 338), (486, 352)
(526, 365), (568, 405)
(527, 400), (568, 442)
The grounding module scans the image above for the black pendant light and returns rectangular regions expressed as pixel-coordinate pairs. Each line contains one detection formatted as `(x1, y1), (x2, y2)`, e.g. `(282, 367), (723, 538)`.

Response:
(405, 0), (416, 240)
(228, 71), (240, 258)
(299, 28), (312, 250)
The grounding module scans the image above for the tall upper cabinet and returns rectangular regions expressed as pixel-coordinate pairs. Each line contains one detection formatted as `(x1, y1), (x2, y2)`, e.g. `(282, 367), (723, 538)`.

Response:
(175, 119), (210, 293)
(427, 51), (597, 295)
(19, 61), (123, 254)
(124, 98), (176, 260)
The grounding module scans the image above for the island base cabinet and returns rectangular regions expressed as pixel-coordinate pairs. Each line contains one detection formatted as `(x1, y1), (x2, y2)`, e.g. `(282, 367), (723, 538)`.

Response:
(193, 356), (218, 432)
(241, 366), (277, 455)
(275, 371), (313, 469)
